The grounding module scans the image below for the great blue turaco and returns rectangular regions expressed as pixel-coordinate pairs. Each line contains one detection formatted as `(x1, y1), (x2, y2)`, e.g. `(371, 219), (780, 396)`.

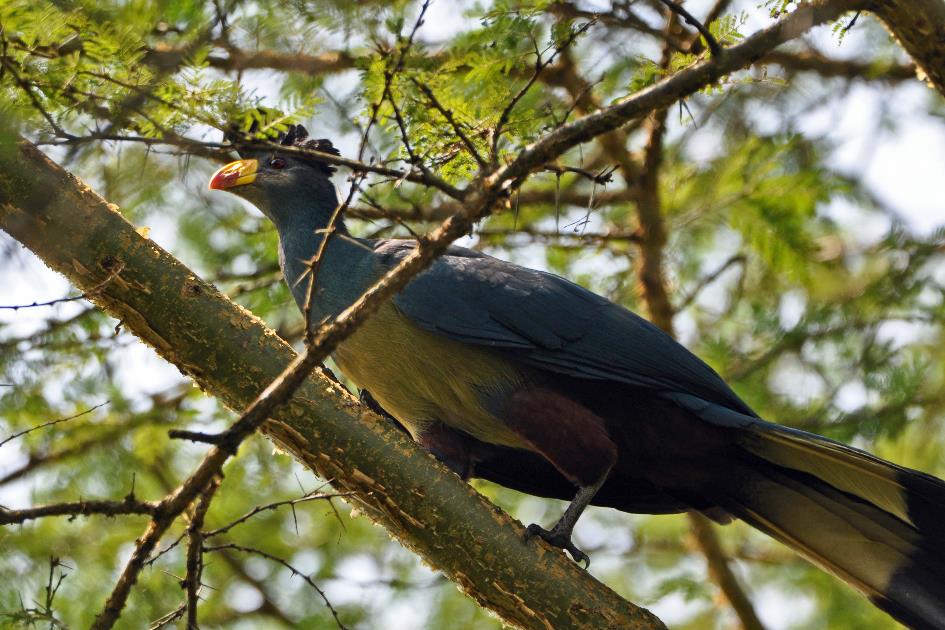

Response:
(209, 124), (945, 629)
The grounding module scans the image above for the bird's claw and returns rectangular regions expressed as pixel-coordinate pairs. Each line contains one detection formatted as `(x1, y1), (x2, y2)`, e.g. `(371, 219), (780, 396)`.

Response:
(524, 523), (590, 568)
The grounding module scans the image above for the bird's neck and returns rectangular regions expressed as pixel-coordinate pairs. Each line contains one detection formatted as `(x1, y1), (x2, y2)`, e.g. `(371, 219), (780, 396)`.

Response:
(270, 198), (375, 323)
(265, 183), (349, 242)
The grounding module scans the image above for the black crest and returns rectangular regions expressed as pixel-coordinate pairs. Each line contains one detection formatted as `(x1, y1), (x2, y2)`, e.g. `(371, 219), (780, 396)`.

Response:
(228, 116), (340, 176)
(278, 124), (340, 176)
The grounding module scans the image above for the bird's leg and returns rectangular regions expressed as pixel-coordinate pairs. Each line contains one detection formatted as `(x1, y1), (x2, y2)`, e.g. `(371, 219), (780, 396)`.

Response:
(502, 386), (619, 567)
(525, 470), (610, 568)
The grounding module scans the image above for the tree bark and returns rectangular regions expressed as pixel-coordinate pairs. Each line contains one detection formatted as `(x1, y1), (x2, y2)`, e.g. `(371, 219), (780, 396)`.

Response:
(868, 0), (945, 96)
(0, 139), (665, 629)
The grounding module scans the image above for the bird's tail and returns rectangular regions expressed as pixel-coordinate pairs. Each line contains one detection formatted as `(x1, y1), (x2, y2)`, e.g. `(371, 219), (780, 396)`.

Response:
(717, 422), (945, 629)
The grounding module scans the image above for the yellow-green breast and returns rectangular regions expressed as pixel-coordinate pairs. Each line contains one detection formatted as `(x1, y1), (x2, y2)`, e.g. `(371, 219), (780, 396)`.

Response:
(332, 301), (530, 449)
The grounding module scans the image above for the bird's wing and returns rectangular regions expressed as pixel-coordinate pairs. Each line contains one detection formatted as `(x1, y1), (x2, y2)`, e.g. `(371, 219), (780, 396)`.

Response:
(380, 240), (757, 418)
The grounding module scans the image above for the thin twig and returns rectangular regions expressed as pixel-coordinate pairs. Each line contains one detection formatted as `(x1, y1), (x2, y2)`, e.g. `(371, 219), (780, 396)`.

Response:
(148, 604), (186, 630)
(690, 513), (767, 630)
(388, 94), (437, 183)
(48, 559), (68, 606)
(675, 254), (746, 311)
(412, 79), (487, 168)
(476, 226), (640, 244)
(4, 557), (71, 628)
(543, 163), (617, 186)
(491, 18), (596, 159)
(147, 532), (188, 568)
(204, 488), (354, 539)
(0, 262), (125, 310)
(167, 429), (223, 445)
(184, 476), (221, 629)
(203, 543), (348, 630)
(356, 0), (431, 162)
(299, 173), (367, 345)
(0, 306), (96, 351)
(0, 497), (158, 525)
(0, 402), (109, 449)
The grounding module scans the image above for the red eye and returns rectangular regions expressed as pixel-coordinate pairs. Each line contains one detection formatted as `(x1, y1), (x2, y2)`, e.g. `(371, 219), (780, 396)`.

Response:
(269, 157), (286, 169)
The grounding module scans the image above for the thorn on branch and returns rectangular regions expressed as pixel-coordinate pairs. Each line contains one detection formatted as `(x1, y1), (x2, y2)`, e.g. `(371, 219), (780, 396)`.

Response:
(125, 472), (137, 503)
(842, 11), (861, 34)
(543, 163), (617, 186)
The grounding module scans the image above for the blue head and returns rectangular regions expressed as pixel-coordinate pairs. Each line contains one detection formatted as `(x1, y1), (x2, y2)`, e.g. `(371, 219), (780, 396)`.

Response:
(209, 125), (370, 317)
(208, 124), (343, 235)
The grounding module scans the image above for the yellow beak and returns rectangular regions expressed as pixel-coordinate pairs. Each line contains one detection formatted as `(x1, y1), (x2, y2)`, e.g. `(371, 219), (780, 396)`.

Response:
(208, 159), (258, 190)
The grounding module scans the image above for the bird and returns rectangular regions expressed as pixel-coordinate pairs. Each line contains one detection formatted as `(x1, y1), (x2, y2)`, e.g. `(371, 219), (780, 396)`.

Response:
(210, 124), (945, 629)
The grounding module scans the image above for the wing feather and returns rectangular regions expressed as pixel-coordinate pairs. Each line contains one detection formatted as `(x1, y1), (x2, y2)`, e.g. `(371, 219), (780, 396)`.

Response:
(380, 240), (757, 418)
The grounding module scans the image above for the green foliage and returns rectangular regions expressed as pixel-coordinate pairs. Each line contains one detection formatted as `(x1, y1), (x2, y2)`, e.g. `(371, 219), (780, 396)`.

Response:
(0, 0), (265, 141)
(630, 12), (748, 95)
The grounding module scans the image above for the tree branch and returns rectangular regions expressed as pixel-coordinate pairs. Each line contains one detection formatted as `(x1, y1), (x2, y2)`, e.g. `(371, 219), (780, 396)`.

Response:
(184, 476), (221, 629)
(762, 49), (917, 83)
(494, 0), (866, 186)
(868, 0), (945, 96)
(0, 261), (124, 310)
(0, 497), (158, 525)
(689, 513), (766, 630)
